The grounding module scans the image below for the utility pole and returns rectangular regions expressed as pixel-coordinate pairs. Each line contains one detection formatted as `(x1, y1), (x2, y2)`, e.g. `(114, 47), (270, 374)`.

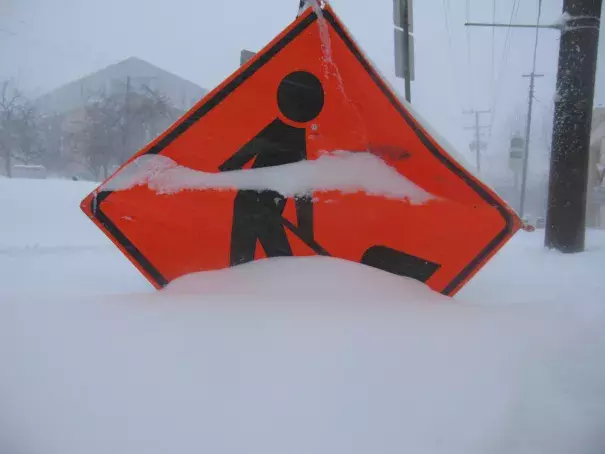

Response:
(401, 0), (412, 102)
(123, 75), (131, 153)
(466, 0), (545, 220)
(394, 0), (414, 102)
(519, 72), (544, 218)
(463, 109), (490, 174)
(545, 0), (602, 252)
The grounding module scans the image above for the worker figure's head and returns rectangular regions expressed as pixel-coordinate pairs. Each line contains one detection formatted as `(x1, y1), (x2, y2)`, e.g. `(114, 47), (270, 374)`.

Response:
(277, 71), (324, 124)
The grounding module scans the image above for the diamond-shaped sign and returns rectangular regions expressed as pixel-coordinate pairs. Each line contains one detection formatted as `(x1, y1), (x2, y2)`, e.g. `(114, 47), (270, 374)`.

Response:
(81, 4), (521, 296)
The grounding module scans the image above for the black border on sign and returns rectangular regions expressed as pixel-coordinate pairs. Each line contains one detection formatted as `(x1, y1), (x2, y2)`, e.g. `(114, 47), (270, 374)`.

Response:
(91, 8), (514, 295)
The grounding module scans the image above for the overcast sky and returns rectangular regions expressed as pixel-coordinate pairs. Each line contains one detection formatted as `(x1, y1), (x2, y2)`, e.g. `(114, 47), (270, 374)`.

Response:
(1, 0), (604, 184)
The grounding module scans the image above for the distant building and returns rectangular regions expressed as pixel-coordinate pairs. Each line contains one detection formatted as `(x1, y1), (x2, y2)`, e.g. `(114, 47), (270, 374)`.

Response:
(30, 57), (207, 180)
(12, 164), (47, 179)
(35, 57), (206, 115)
(587, 107), (605, 228)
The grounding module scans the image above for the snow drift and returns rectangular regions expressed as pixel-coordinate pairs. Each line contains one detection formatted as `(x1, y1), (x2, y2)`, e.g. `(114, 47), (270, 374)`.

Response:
(1, 177), (605, 454)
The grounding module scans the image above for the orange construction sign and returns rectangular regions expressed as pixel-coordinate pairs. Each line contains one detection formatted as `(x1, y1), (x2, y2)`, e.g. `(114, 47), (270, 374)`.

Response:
(81, 4), (522, 296)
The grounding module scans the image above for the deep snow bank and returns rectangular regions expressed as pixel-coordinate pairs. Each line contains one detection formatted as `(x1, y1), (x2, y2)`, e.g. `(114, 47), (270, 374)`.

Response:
(1, 177), (605, 454)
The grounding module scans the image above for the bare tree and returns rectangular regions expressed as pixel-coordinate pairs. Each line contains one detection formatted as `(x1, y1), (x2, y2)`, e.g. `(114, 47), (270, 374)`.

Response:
(0, 81), (22, 177)
(115, 83), (177, 164)
(12, 102), (44, 165)
(0, 81), (50, 176)
(70, 83), (180, 179)
(37, 112), (68, 174)
(71, 91), (122, 180)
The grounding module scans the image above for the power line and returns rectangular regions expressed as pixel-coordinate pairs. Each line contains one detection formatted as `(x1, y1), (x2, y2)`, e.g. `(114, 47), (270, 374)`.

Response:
(441, 0), (467, 112)
(464, 0), (554, 212)
(491, 0), (497, 82)
(519, 0), (544, 218)
(498, 0), (522, 80)
(529, 0), (543, 78)
(487, 0), (521, 137)
(465, 0), (474, 106)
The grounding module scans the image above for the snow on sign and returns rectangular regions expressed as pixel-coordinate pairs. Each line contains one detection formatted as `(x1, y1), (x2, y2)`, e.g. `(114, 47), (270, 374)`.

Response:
(81, 3), (521, 296)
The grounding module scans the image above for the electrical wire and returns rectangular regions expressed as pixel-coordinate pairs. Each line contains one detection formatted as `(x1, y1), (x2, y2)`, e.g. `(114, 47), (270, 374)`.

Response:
(482, 0), (521, 178)
(487, 0), (521, 137)
(529, 0), (543, 77)
(465, 0), (474, 107)
(493, 0), (521, 107)
(491, 0), (497, 82)
(441, 0), (467, 113)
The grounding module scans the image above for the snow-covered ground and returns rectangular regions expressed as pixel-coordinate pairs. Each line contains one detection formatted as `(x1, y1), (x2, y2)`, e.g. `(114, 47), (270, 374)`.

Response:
(1, 177), (605, 454)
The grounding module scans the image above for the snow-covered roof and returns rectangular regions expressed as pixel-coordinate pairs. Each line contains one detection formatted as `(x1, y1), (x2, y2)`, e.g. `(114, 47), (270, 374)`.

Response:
(34, 57), (207, 115)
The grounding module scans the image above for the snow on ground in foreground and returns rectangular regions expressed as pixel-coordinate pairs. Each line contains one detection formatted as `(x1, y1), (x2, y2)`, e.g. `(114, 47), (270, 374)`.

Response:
(1, 177), (605, 454)
(0, 178), (150, 296)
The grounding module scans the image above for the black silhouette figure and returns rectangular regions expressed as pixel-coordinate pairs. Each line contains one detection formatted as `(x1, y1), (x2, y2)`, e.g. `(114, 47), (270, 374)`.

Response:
(219, 70), (440, 283)
(219, 71), (325, 266)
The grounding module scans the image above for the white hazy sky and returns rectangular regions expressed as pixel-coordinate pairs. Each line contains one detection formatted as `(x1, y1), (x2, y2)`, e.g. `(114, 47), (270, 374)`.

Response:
(1, 0), (604, 184)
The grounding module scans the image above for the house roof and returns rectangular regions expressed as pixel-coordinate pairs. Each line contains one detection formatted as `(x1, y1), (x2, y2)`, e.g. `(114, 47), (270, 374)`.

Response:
(35, 57), (207, 115)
